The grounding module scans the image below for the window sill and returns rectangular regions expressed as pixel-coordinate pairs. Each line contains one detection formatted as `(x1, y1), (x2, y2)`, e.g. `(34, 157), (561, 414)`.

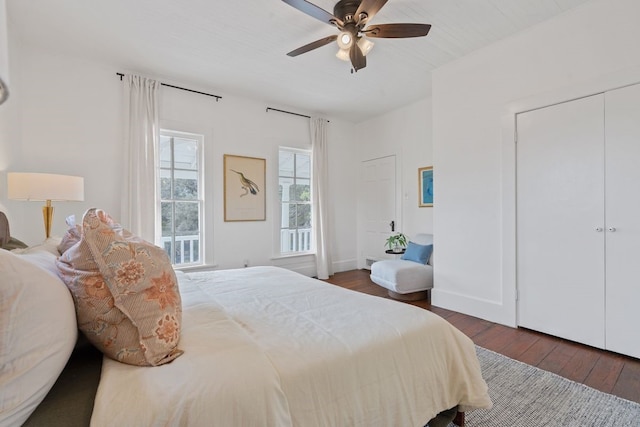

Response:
(174, 263), (219, 272)
(271, 252), (316, 261)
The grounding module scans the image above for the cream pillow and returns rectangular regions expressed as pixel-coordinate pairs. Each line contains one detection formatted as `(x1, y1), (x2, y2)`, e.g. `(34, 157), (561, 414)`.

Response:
(0, 249), (77, 427)
(56, 209), (183, 366)
(11, 237), (62, 256)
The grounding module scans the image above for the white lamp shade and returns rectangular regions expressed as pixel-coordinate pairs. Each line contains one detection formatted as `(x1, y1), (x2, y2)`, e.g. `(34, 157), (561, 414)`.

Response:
(8, 173), (85, 202)
(0, 0), (10, 105)
(335, 48), (350, 62)
(357, 37), (374, 56)
(337, 31), (353, 50)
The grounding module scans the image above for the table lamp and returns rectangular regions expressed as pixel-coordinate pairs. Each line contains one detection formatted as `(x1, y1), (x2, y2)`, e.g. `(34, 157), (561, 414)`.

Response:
(8, 172), (84, 238)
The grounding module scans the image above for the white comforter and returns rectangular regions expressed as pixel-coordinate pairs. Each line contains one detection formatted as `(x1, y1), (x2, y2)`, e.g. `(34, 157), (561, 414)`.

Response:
(90, 266), (491, 426)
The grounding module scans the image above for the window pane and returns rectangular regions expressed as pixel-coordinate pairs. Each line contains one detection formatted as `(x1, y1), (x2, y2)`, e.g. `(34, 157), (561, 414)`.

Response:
(279, 151), (294, 177)
(290, 180), (310, 202)
(296, 229), (312, 252)
(163, 241), (172, 259)
(174, 202), (199, 236)
(161, 202), (173, 237)
(159, 136), (172, 169)
(283, 203), (296, 228)
(174, 170), (198, 200)
(174, 242), (182, 264)
(193, 241), (199, 262)
(180, 236), (199, 264)
(171, 202), (200, 265)
(174, 138), (198, 171)
(161, 202), (175, 263)
(297, 204), (311, 228)
(279, 177), (293, 202)
(296, 153), (311, 178)
(160, 169), (172, 199)
(281, 228), (294, 254)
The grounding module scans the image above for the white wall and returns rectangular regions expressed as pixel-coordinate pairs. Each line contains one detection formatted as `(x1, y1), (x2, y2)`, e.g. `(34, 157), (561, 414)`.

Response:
(355, 97), (433, 264)
(0, 1), (20, 205)
(432, 0), (640, 325)
(0, 44), (123, 242)
(159, 85), (358, 274)
(0, 40), (359, 276)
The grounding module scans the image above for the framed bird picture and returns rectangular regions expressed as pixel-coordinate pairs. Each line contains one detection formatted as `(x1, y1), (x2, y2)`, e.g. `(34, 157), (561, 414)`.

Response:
(224, 154), (266, 221)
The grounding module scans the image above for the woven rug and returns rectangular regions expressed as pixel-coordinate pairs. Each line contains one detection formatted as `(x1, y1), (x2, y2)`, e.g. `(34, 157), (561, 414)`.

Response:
(449, 346), (640, 427)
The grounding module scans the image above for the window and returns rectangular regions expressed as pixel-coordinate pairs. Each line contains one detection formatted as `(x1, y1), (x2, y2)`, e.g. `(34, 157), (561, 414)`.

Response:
(158, 130), (204, 266)
(278, 148), (312, 254)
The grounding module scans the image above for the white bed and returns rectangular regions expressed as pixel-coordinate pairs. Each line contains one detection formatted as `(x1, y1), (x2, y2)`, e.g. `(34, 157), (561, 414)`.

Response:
(90, 266), (491, 427)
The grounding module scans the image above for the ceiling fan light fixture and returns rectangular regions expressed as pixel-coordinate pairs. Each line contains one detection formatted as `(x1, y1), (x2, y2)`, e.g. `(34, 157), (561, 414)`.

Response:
(282, 0), (432, 72)
(357, 37), (374, 56)
(335, 48), (350, 61)
(337, 31), (353, 50)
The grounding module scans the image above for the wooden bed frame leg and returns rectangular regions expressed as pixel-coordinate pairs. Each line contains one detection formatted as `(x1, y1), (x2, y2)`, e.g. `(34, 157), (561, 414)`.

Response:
(453, 411), (465, 426)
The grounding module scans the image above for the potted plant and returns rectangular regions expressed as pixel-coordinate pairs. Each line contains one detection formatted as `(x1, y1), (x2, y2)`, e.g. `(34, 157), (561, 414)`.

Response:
(385, 232), (408, 253)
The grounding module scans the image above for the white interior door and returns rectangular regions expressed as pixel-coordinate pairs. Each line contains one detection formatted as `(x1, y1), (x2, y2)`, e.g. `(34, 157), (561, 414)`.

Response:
(605, 83), (640, 358)
(360, 155), (396, 269)
(516, 94), (606, 349)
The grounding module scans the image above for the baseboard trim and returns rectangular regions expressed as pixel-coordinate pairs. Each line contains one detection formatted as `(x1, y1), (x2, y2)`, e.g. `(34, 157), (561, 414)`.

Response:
(432, 288), (516, 327)
(332, 258), (358, 273)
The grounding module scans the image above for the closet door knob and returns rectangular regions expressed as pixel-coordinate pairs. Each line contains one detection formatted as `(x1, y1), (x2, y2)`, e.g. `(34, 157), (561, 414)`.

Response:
(595, 227), (603, 232)
(608, 227), (617, 232)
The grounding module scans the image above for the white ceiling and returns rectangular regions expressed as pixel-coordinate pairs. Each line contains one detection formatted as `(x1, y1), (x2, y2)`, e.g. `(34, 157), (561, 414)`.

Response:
(7, 0), (593, 122)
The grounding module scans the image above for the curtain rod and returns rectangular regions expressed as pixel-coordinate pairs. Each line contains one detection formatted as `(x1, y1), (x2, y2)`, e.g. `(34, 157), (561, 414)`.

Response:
(116, 73), (222, 101)
(266, 107), (329, 122)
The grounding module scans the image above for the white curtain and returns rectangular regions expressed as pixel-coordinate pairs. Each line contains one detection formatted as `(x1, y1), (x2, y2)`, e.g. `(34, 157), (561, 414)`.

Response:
(122, 75), (160, 242)
(310, 117), (333, 279)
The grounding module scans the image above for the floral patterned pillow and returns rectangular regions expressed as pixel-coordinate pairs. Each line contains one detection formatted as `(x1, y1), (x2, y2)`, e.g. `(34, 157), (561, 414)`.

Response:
(56, 208), (183, 366)
(57, 215), (82, 255)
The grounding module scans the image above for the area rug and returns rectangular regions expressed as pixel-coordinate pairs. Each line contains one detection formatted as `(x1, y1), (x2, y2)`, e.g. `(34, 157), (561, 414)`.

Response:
(449, 346), (640, 427)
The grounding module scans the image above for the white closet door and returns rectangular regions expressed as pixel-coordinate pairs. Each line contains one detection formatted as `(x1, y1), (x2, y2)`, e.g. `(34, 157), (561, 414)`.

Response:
(516, 94), (606, 348)
(605, 83), (640, 358)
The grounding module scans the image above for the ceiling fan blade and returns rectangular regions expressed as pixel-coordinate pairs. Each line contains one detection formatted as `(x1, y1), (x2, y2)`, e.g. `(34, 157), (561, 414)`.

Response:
(281, 0), (343, 26)
(349, 43), (366, 72)
(355, 0), (389, 24)
(287, 35), (338, 57)
(364, 23), (432, 38)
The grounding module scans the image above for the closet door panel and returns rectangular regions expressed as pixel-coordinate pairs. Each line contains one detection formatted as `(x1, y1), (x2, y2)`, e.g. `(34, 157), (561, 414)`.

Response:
(516, 94), (605, 348)
(605, 83), (640, 358)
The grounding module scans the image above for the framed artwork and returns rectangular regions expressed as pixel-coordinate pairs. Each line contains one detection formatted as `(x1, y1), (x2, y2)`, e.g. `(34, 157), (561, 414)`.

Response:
(224, 154), (266, 221)
(418, 166), (433, 207)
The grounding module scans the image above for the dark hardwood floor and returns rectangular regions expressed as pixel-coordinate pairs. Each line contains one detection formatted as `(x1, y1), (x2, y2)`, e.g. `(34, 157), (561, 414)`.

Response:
(323, 269), (640, 405)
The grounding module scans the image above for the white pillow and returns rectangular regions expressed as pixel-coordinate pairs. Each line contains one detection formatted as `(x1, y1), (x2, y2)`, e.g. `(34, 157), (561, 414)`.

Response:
(0, 249), (77, 427)
(17, 250), (62, 278)
(10, 237), (62, 256)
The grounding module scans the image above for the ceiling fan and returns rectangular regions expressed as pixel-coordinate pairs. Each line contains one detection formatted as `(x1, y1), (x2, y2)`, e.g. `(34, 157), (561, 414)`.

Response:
(282, 0), (431, 72)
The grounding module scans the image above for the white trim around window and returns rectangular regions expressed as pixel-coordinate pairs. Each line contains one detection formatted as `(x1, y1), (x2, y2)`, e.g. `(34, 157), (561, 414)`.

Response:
(157, 129), (205, 267)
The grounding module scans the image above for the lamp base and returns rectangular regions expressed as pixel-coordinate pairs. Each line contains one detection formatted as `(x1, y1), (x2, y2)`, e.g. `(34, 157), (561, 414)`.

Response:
(42, 200), (54, 239)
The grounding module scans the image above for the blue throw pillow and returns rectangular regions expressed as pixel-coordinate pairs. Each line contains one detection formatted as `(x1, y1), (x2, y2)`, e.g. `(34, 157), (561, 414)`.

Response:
(401, 242), (433, 264)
